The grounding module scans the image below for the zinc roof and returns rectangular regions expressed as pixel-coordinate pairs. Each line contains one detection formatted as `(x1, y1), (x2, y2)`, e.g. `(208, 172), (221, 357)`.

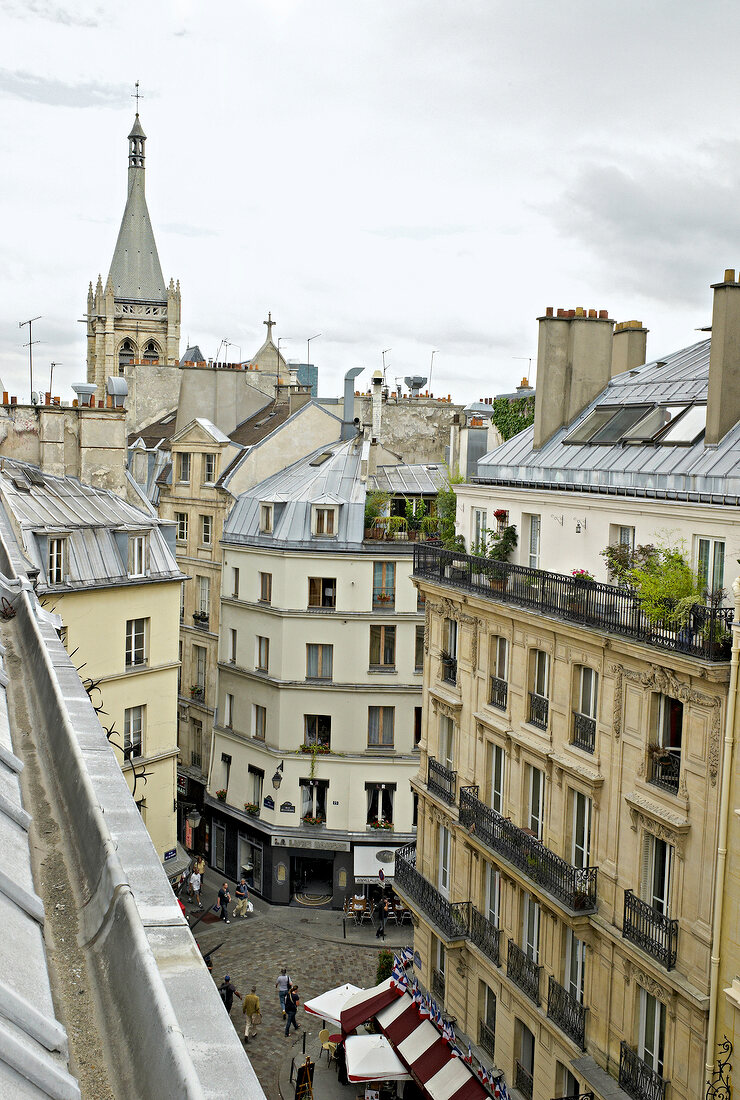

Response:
(369, 463), (447, 495)
(476, 338), (740, 498)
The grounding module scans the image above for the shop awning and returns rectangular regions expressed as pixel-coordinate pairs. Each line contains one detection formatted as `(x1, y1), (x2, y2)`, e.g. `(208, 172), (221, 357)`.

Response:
(304, 983), (362, 1029)
(345, 1035), (412, 1082)
(353, 844), (399, 884)
(341, 978), (401, 1033)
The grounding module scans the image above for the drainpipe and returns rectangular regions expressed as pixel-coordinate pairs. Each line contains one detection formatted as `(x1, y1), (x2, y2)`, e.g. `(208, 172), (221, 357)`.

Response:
(705, 576), (740, 1082)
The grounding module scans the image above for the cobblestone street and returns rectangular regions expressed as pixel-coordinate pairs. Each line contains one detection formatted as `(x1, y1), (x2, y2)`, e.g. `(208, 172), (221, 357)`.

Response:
(190, 872), (413, 1100)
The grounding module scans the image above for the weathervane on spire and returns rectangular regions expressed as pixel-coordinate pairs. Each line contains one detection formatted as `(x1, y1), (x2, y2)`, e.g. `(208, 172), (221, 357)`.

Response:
(132, 80), (143, 113)
(264, 311), (276, 340)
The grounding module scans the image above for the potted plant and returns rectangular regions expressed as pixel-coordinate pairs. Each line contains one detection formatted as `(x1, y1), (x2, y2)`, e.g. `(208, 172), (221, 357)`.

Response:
(405, 498), (426, 541)
(571, 569), (595, 584)
(301, 742), (331, 754)
(387, 516), (408, 541)
(193, 610), (209, 623)
(627, 542), (702, 629)
(364, 490), (390, 539)
(368, 819), (393, 830)
(420, 514), (440, 540)
(215, 788), (227, 802)
(302, 814), (325, 826)
(244, 801), (259, 816)
(190, 683), (203, 699)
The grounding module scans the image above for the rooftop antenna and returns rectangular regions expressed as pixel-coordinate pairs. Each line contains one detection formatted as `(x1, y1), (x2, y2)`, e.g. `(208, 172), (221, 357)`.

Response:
(429, 349), (438, 391)
(49, 361), (62, 396)
(132, 80), (143, 113)
(19, 316), (41, 402)
(513, 355), (533, 377)
(381, 349), (391, 385)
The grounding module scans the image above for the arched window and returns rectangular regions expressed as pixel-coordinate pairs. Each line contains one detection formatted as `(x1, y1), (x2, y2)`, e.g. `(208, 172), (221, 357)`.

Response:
(142, 340), (160, 363)
(118, 339), (136, 376)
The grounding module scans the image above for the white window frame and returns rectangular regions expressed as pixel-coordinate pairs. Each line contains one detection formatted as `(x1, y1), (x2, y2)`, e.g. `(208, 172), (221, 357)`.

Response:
(124, 704), (144, 759)
(175, 512), (188, 542)
(492, 636), (508, 681)
(197, 574), (210, 615)
(490, 742), (505, 815)
(528, 765), (544, 840)
(532, 649), (549, 699)
(571, 789), (592, 869)
(128, 533), (148, 577)
(306, 643), (333, 680)
(438, 824), (450, 898)
(696, 536), (725, 593)
(565, 929), (585, 1004)
(200, 514), (213, 546)
(641, 833), (673, 915)
(125, 618), (147, 667)
(260, 503), (274, 534)
(618, 524), (635, 550)
(47, 536), (67, 584)
(445, 618), (458, 659)
(313, 505), (337, 536)
(485, 863), (500, 927)
(232, 566), (240, 598)
(638, 987), (666, 1075)
(522, 892), (540, 963)
(259, 571), (271, 603)
(578, 666), (598, 718)
(472, 508), (488, 553)
(177, 452), (190, 483)
(256, 635), (269, 672)
(253, 704), (266, 740)
(527, 514), (541, 569)
(368, 706), (394, 747)
(203, 452), (216, 484)
(224, 692), (234, 728)
(439, 714), (455, 771)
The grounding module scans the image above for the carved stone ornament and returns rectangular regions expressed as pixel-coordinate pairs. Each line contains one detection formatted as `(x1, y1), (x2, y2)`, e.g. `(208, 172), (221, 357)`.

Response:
(631, 965), (673, 1010)
(612, 662), (722, 785)
(626, 791), (689, 859)
(424, 603), (431, 654)
(430, 692), (463, 718)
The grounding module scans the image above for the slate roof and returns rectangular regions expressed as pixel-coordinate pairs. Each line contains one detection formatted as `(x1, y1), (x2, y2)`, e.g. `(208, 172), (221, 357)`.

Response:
(108, 115), (167, 302)
(179, 346), (205, 365)
(475, 338), (740, 500)
(369, 463), (447, 495)
(127, 410), (178, 449)
(227, 401), (294, 447)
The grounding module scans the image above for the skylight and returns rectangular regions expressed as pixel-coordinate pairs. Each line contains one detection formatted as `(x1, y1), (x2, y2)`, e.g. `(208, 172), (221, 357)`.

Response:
(622, 404), (690, 443)
(309, 452), (333, 467)
(655, 404), (706, 444)
(563, 407), (619, 444)
(589, 405), (652, 444)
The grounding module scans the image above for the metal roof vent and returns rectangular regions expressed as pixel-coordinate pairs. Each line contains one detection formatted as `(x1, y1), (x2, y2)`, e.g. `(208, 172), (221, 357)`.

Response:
(404, 375), (427, 397)
(71, 383), (97, 407)
(106, 377), (129, 407)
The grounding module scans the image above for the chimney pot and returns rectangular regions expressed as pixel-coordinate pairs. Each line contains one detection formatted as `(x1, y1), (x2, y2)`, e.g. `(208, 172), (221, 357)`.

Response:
(588, 309), (596, 318)
(724, 269), (736, 283)
(575, 307), (584, 316)
(545, 307), (553, 317)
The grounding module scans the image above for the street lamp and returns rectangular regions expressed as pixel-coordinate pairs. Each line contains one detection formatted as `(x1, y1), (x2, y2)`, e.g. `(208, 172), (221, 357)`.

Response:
(272, 761), (285, 790)
(186, 808), (202, 829)
(307, 333), (321, 369)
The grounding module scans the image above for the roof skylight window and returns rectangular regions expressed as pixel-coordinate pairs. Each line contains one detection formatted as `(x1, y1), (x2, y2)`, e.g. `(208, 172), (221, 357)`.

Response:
(622, 404), (689, 443)
(589, 405), (652, 444)
(563, 407), (620, 444)
(655, 404), (706, 444)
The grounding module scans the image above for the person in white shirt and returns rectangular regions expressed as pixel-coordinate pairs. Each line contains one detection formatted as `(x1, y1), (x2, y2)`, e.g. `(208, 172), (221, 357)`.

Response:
(189, 870), (202, 908)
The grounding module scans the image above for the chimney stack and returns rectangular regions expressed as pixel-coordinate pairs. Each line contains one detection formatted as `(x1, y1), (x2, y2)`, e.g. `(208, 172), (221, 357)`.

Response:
(612, 320), (648, 376)
(533, 307), (614, 450)
(706, 269), (740, 445)
(371, 370), (383, 442)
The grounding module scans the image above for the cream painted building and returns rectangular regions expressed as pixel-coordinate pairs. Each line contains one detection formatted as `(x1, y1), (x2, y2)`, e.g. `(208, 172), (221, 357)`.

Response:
(0, 458), (184, 871)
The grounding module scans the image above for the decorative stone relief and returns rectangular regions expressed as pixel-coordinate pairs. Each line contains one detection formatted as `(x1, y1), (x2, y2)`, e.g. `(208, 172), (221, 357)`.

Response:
(626, 791), (689, 859)
(424, 603), (431, 654)
(610, 663), (623, 739)
(631, 964), (673, 1011)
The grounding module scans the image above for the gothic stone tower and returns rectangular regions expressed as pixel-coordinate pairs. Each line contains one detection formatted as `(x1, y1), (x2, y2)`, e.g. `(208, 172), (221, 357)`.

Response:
(86, 112), (181, 393)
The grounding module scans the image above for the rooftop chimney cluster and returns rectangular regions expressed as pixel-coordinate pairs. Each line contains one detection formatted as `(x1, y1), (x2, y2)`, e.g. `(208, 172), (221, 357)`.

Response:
(544, 307), (610, 319)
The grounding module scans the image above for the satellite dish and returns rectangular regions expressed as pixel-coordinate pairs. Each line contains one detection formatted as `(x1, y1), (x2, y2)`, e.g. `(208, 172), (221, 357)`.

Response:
(404, 375), (428, 397)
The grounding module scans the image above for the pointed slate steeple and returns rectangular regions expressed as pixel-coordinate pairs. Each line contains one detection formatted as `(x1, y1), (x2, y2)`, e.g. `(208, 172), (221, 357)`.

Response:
(107, 113), (167, 302)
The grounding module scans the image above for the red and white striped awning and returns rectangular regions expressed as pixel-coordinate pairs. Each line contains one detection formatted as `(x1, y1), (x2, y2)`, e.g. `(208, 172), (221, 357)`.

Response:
(340, 978), (402, 1034)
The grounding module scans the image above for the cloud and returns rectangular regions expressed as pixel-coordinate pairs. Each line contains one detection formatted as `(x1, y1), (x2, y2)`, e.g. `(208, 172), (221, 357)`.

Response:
(160, 222), (216, 239)
(0, 0), (101, 27)
(368, 224), (472, 242)
(0, 70), (129, 108)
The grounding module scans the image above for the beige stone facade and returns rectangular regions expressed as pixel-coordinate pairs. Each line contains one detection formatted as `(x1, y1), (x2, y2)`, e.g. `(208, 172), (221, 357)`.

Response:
(400, 556), (732, 1099)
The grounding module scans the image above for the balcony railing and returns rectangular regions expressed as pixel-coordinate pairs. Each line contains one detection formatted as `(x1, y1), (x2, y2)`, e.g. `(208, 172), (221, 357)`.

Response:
(552, 1094), (594, 1100)
(623, 890), (678, 970)
(428, 757), (457, 805)
(372, 587), (395, 610)
(547, 975), (586, 1048)
(515, 1060), (534, 1100)
(619, 1041), (667, 1100)
(507, 940), (541, 1005)
(572, 712), (596, 753)
(394, 845), (469, 941)
(413, 544), (733, 661)
(431, 968), (446, 1002)
(441, 653), (458, 684)
(459, 786), (598, 912)
(469, 905), (500, 967)
(648, 749), (681, 794)
(528, 691), (549, 729)
(478, 1019), (495, 1058)
(489, 675), (508, 710)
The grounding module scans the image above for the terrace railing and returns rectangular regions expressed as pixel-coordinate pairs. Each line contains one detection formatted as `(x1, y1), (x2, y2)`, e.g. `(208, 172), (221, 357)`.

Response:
(459, 786), (598, 912)
(648, 749), (681, 794)
(413, 544), (733, 661)
(623, 890), (678, 970)
(489, 675), (508, 710)
(469, 905), (501, 967)
(547, 975), (587, 1048)
(528, 691), (549, 729)
(572, 712), (596, 753)
(507, 940), (541, 1005)
(427, 757), (457, 805)
(619, 1041), (667, 1100)
(515, 1061), (534, 1100)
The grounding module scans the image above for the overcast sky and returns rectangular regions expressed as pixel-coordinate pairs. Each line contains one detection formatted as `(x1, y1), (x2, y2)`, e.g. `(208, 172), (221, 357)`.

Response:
(2, 0), (740, 405)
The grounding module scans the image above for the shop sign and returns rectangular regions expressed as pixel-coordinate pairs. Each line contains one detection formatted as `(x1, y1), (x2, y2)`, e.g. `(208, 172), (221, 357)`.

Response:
(177, 775), (187, 796)
(164, 848), (177, 861)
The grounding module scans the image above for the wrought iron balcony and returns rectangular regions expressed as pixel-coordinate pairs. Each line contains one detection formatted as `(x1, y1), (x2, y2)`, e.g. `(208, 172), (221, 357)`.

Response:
(413, 544), (733, 661)
(469, 905), (500, 967)
(478, 1019), (495, 1058)
(547, 975), (586, 1048)
(514, 1060), (534, 1100)
(623, 890), (678, 970)
(648, 749), (681, 794)
(427, 757), (457, 805)
(441, 652), (458, 684)
(459, 786), (598, 912)
(619, 1041), (666, 1100)
(394, 845), (469, 941)
(431, 968), (445, 1002)
(572, 711), (596, 753)
(489, 675), (508, 710)
(507, 940), (541, 1005)
(528, 691), (549, 729)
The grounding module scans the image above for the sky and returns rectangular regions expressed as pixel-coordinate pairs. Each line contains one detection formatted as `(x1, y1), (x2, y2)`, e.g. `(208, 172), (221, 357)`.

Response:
(2, 0), (740, 405)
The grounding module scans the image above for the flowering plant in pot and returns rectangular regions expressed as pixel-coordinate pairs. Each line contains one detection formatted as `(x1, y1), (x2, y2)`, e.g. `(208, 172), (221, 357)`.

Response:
(571, 569), (595, 583)
(369, 819), (393, 830)
(302, 814), (324, 826)
(244, 801), (259, 816)
(215, 788), (227, 802)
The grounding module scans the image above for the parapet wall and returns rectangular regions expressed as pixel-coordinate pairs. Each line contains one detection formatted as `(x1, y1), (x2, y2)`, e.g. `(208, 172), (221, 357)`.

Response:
(354, 395), (463, 464)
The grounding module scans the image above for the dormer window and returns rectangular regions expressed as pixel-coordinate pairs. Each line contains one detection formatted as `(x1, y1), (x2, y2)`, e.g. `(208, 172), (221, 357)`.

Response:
(313, 506), (337, 537)
(47, 536), (67, 584)
(260, 504), (274, 533)
(177, 452), (191, 484)
(128, 533), (148, 578)
(203, 453), (216, 484)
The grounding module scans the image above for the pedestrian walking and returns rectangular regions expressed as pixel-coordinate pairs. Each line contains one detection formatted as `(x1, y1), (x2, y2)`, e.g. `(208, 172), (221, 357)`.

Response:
(276, 967), (291, 1017)
(374, 895), (389, 939)
(217, 882), (231, 923)
(234, 877), (249, 918)
(192, 854), (205, 877)
(241, 986), (261, 1043)
(189, 869), (203, 908)
(284, 984), (301, 1037)
(218, 975), (241, 1012)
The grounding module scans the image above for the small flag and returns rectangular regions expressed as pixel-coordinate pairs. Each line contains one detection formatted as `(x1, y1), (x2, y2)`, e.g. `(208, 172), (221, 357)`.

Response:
(465, 1043), (473, 1065)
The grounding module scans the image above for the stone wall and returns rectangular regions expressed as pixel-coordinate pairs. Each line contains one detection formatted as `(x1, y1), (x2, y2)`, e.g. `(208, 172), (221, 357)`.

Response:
(353, 395), (462, 464)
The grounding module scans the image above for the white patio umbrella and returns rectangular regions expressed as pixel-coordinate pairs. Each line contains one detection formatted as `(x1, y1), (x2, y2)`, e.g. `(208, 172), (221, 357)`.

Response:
(345, 1034), (412, 1083)
(304, 983), (362, 1028)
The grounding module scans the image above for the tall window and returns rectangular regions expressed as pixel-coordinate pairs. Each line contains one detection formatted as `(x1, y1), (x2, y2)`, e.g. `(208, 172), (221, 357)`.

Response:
(490, 636), (508, 709)
(618, 525), (635, 550)
(368, 706), (394, 747)
(438, 824), (450, 897)
(259, 503), (273, 533)
(444, 618), (458, 659)
(522, 893), (540, 962)
(485, 863), (500, 927)
(577, 666), (598, 718)
(224, 692), (234, 727)
(490, 743), (505, 815)
(48, 536), (67, 584)
(565, 929), (585, 1004)
(527, 514), (541, 568)
(439, 714), (455, 771)
(193, 644), (206, 693)
(571, 790), (592, 869)
(641, 834), (673, 915)
(414, 706), (422, 746)
(306, 643), (333, 680)
(229, 628), (237, 663)
(200, 514), (213, 545)
(638, 988), (666, 1075)
(304, 714), (331, 749)
(259, 571), (271, 603)
(373, 561), (395, 608)
(128, 534), (147, 577)
(197, 574), (210, 615)
(472, 508), (488, 553)
(232, 566), (240, 598)
(300, 779), (328, 822)
(367, 783), (394, 825)
(532, 650), (549, 698)
(248, 765), (264, 807)
(203, 453), (216, 484)
(256, 636), (269, 672)
(651, 694), (683, 793)
(253, 704), (266, 740)
(125, 618), (147, 667)
(308, 576), (336, 608)
(175, 512), (188, 542)
(124, 705), (143, 759)
(191, 719), (203, 768)
(314, 506), (336, 535)
(697, 536), (725, 593)
(415, 625), (424, 671)
(369, 624), (396, 668)
(177, 452), (190, 483)
(527, 765), (544, 840)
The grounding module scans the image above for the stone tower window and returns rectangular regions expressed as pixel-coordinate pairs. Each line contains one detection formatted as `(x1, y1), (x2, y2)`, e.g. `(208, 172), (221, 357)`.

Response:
(119, 339), (136, 375)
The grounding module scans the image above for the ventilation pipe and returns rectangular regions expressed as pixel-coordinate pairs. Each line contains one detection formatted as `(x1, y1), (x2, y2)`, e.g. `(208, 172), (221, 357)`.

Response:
(371, 370), (383, 442)
(341, 367), (364, 440)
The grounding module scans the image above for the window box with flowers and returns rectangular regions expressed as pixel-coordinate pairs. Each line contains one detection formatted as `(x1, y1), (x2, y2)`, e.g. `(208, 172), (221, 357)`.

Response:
(215, 788), (227, 802)
(300, 743), (331, 755)
(244, 802), (259, 816)
(494, 508), (509, 532)
(190, 684), (204, 700)
(302, 814), (325, 826)
(368, 819), (394, 831)
(569, 569), (596, 615)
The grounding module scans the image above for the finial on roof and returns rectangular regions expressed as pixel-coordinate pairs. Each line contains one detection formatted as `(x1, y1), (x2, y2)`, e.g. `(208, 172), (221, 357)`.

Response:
(132, 80), (143, 114)
(263, 311), (276, 341)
